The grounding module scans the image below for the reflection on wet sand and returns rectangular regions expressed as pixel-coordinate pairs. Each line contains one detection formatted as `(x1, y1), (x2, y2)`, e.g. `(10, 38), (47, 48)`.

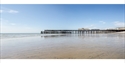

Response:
(41, 33), (125, 39)
(1, 33), (125, 59)
(78, 33), (125, 38)
(41, 34), (68, 38)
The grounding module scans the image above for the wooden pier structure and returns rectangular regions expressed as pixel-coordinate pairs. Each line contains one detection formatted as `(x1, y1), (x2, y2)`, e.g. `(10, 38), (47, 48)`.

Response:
(41, 29), (125, 34)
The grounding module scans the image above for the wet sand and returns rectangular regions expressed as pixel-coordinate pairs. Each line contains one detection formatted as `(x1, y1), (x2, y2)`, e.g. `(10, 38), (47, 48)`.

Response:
(116, 31), (125, 33)
(1, 33), (125, 59)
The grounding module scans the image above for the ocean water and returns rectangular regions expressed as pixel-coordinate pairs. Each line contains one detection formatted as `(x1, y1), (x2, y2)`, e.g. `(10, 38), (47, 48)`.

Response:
(0, 33), (41, 39)
(0, 33), (125, 59)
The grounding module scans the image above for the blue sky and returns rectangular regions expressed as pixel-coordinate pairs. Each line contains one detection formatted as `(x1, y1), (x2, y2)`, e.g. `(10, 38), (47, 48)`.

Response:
(0, 4), (125, 33)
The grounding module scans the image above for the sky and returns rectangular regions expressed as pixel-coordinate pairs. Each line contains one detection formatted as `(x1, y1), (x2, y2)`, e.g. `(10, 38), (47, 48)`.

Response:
(0, 4), (125, 33)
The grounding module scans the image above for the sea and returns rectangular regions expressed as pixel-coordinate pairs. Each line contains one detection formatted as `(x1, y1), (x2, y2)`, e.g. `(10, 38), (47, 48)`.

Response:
(0, 33), (41, 39)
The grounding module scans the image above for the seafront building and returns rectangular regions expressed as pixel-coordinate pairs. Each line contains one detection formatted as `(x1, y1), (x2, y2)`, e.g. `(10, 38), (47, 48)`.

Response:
(107, 27), (125, 30)
(78, 28), (90, 30)
(116, 27), (125, 30)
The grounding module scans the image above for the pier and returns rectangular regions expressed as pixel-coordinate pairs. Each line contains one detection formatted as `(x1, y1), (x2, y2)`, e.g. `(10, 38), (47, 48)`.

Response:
(41, 29), (125, 34)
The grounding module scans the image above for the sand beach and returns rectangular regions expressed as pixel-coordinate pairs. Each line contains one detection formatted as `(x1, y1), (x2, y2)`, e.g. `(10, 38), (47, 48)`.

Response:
(1, 33), (125, 59)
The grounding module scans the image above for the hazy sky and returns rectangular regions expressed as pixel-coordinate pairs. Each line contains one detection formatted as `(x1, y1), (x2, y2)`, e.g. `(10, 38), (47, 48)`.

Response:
(0, 4), (125, 33)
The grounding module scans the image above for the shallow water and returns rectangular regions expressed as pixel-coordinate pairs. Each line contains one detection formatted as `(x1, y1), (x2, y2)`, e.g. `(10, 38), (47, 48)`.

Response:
(0, 33), (125, 59)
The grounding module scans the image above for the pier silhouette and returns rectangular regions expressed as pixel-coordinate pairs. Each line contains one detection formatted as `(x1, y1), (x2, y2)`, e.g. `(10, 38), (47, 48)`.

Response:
(41, 29), (125, 34)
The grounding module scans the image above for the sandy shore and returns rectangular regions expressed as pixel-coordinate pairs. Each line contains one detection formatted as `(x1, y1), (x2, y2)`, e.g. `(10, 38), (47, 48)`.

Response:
(1, 34), (125, 59)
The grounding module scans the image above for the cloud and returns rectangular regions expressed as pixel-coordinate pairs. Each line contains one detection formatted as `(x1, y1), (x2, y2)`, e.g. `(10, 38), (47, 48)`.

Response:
(90, 25), (94, 27)
(114, 21), (125, 27)
(8, 10), (19, 13)
(99, 21), (106, 24)
(0, 7), (19, 13)
(10, 23), (16, 25)
(0, 10), (3, 13)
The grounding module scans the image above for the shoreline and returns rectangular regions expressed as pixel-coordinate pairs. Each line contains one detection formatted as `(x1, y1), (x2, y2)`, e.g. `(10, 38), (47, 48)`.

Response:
(1, 32), (125, 40)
